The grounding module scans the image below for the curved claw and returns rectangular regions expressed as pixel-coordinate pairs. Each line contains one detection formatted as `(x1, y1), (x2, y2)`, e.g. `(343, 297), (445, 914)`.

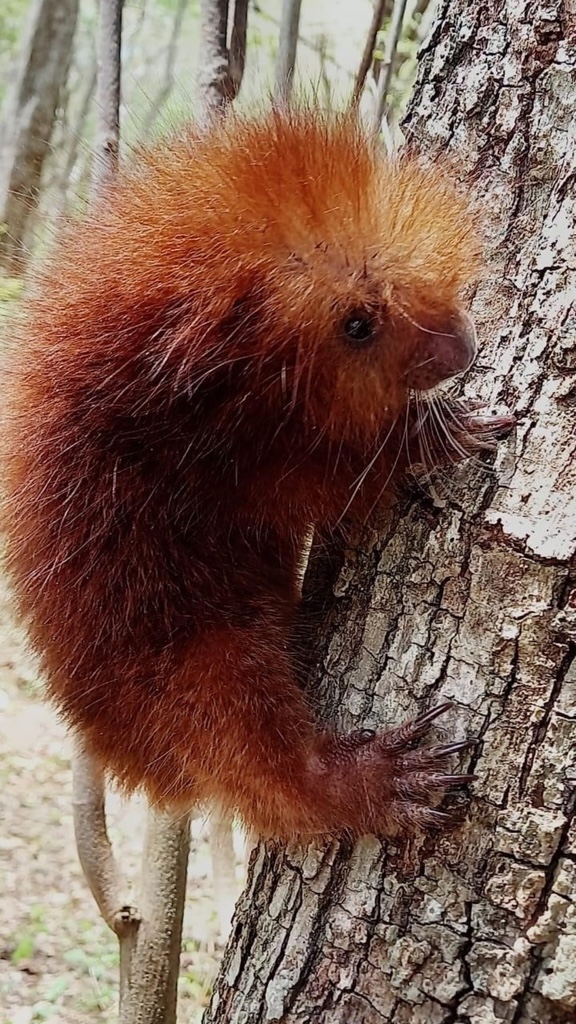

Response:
(429, 739), (478, 758)
(404, 702), (453, 734)
(464, 411), (516, 437)
(383, 702), (454, 751)
(431, 773), (477, 786)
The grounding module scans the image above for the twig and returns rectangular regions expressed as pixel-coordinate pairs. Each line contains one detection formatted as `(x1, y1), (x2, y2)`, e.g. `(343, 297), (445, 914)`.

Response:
(229, 0), (249, 97)
(72, 742), (140, 1007)
(372, 0), (409, 132)
(351, 0), (391, 108)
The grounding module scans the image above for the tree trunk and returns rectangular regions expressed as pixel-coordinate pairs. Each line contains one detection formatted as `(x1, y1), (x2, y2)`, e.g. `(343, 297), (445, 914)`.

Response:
(274, 0), (303, 103)
(205, 2), (576, 1022)
(0, 0), (79, 276)
(197, 0), (233, 116)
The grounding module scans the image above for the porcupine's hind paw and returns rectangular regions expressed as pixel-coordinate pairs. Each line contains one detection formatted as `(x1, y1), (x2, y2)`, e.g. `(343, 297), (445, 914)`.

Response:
(409, 396), (516, 469)
(314, 703), (477, 837)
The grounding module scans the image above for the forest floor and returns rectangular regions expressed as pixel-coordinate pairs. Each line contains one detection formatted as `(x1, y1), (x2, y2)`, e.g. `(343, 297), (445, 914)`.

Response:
(0, 583), (244, 1024)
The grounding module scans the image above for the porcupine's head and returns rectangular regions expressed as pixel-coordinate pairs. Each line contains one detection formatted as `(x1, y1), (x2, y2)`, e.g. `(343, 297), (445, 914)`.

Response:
(176, 108), (482, 450)
(34, 108), (482, 455)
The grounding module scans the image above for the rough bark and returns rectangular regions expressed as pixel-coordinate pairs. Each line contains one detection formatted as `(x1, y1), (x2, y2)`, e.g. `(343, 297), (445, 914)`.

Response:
(0, 0), (79, 276)
(197, 0), (234, 116)
(205, 2), (576, 1022)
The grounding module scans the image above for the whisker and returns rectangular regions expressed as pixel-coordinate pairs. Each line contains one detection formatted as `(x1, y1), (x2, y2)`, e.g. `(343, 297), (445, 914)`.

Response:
(334, 416), (399, 528)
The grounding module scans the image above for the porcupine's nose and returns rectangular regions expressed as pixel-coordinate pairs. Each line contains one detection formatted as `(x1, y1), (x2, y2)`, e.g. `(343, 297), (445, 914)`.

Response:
(408, 311), (477, 391)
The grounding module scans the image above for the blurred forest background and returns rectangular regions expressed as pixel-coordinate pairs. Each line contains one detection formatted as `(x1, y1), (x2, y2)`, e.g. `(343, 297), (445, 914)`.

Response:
(0, 2), (436, 1022)
(0, 0), (435, 285)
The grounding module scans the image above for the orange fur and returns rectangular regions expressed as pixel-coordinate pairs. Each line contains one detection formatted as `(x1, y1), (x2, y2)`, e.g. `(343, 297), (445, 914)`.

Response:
(1, 109), (506, 838)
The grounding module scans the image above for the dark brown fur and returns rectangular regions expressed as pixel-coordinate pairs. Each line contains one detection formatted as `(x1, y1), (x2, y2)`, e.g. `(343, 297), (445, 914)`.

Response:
(1, 110), (512, 838)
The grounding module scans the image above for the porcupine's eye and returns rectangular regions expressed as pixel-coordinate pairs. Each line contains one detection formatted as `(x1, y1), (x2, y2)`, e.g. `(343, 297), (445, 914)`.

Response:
(343, 309), (375, 349)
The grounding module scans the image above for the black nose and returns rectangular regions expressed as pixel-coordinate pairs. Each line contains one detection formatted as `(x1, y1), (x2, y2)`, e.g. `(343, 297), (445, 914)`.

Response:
(407, 312), (477, 391)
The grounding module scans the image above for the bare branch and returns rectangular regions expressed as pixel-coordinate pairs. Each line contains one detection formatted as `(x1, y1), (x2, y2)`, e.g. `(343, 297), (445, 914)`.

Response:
(372, 0), (409, 132)
(72, 0), (132, 980)
(228, 0), (249, 98)
(72, 0), (129, 959)
(72, 742), (140, 1006)
(351, 0), (391, 108)
(121, 809), (191, 1024)
(75, 6), (192, 1023)
(274, 0), (303, 104)
(92, 0), (123, 189)
(209, 809), (238, 942)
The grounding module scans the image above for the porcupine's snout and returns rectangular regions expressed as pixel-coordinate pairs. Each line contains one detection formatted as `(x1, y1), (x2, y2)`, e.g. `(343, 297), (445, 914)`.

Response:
(408, 311), (477, 391)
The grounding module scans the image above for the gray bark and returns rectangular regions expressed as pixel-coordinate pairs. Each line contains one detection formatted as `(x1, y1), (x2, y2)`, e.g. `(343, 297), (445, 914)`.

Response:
(197, 0), (233, 117)
(196, 0), (249, 117)
(92, 0), (123, 190)
(274, 0), (303, 103)
(205, 1), (576, 1021)
(0, 0), (79, 276)
(121, 811), (191, 1024)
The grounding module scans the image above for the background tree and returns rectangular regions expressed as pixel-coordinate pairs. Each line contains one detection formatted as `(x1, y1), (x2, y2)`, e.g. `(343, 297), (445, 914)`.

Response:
(205, 1), (576, 1021)
(0, 0), (79, 275)
(274, 0), (303, 101)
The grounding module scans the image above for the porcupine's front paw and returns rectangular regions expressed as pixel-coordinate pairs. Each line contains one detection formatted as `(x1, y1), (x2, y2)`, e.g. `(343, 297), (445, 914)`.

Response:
(312, 703), (476, 838)
(409, 396), (516, 469)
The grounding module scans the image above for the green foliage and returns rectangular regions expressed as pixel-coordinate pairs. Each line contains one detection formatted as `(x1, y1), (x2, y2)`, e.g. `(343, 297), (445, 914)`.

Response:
(10, 930), (36, 963)
(0, 275), (23, 304)
(0, 275), (23, 336)
(0, 0), (27, 50)
(0, 0), (30, 103)
(64, 944), (118, 1012)
(10, 905), (48, 964)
